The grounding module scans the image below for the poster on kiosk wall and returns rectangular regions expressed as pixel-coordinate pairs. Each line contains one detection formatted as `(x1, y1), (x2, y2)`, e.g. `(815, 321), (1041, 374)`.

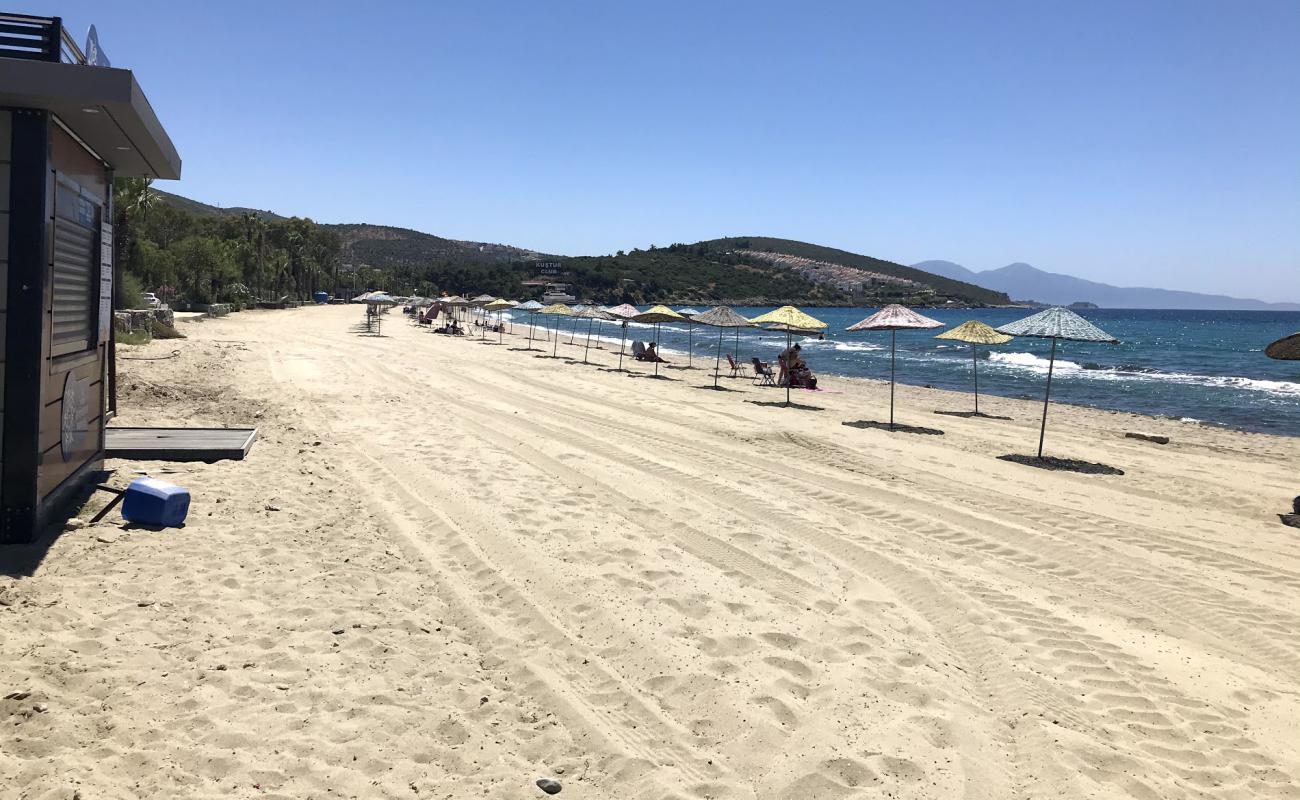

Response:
(99, 221), (113, 341)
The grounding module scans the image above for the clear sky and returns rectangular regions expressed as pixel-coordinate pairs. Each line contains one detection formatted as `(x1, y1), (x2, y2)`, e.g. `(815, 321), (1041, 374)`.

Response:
(25, 0), (1300, 301)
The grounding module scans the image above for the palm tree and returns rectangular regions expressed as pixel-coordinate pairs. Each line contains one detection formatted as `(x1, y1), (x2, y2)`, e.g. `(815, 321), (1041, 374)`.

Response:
(112, 177), (158, 307)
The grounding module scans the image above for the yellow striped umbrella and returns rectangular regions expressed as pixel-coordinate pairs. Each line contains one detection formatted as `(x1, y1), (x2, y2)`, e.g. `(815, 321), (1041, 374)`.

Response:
(935, 320), (1013, 416)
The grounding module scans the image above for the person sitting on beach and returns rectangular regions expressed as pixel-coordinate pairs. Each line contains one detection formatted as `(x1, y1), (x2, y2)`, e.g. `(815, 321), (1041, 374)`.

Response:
(645, 343), (668, 363)
(788, 349), (817, 389)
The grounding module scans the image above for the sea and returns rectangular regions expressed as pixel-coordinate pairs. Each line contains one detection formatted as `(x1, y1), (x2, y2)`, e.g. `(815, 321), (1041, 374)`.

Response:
(509, 307), (1300, 436)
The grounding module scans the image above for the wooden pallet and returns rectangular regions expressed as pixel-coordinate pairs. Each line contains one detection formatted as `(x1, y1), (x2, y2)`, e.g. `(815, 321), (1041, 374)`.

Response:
(105, 427), (258, 462)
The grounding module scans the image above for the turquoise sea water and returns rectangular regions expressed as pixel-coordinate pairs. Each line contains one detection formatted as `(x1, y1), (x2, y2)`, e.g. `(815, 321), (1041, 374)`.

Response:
(520, 307), (1300, 436)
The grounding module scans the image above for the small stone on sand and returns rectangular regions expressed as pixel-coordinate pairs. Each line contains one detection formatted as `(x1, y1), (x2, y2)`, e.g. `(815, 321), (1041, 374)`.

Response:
(536, 778), (562, 794)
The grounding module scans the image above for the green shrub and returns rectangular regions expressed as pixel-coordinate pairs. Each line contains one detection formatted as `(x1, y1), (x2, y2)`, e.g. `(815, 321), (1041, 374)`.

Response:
(117, 272), (147, 310)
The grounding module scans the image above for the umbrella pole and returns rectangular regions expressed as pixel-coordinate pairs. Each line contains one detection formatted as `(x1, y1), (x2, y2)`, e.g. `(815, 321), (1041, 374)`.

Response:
(688, 322), (694, 368)
(654, 323), (661, 377)
(618, 323), (627, 371)
(584, 318), (594, 363)
(972, 344), (979, 415)
(552, 318), (560, 358)
(527, 314), (536, 349)
(714, 327), (724, 388)
(890, 330), (896, 430)
(1037, 337), (1057, 458)
(498, 311), (504, 345)
(735, 327), (741, 367)
(785, 330), (792, 406)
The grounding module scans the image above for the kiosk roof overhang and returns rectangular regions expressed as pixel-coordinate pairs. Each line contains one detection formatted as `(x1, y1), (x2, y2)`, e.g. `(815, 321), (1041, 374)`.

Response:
(0, 58), (181, 179)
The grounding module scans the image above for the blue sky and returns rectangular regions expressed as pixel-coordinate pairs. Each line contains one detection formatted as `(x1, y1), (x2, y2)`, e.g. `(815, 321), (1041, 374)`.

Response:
(26, 0), (1300, 300)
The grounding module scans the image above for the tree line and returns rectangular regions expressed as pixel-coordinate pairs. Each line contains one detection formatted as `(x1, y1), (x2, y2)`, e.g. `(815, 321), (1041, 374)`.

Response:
(114, 178), (343, 307)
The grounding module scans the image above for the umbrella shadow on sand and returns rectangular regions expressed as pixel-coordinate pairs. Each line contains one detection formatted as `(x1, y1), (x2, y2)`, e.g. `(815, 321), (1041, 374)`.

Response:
(843, 419), (944, 435)
(632, 373), (681, 382)
(749, 400), (825, 411)
(934, 410), (1013, 421)
(508, 347), (545, 353)
(694, 383), (744, 393)
(997, 454), (1124, 475)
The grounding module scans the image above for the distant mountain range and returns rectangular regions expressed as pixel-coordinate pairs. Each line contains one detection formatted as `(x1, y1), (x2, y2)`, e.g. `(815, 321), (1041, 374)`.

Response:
(913, 260), (1299, 311)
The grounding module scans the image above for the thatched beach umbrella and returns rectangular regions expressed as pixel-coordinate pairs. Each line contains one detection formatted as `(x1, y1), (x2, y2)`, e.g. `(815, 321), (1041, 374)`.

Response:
(1265, 332), (1300, 361)
(935, 320), (1013, 416)
(749, 306), (828, 406)
(567, 304), (591, 345)
(604, 303), (641, 372)
(441, 295), (470, 329)
(575, 306), (615, 363)
(470, 293), (495, 325)
(631, 305), (685, 377)
(515, 300), (544, 349)
(846, 305), (944, 429)
(693, 306), (757, 389)
(484, 298), (515, 344)
(997, 306), (1118, 458)
(538, 303), (575, 358)
(677, 308), (703, 368)
(476, 297), (500, 339)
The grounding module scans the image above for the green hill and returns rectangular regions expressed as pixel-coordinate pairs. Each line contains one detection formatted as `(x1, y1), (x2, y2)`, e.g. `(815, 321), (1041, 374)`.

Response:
(147, 191), (1008, 306)
(327, 223), (541, 269)
(703, 237), (1010, 306)
(155, 189), (286, 222)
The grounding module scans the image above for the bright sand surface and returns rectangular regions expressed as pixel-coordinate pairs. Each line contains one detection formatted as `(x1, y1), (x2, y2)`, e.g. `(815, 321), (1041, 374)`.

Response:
(3, 304), (1299, 799)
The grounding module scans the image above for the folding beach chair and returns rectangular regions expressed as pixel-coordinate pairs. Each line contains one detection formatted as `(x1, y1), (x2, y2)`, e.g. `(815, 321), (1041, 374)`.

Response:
(752, 358), (776, 386)
(631, 341), (647, 361)
(726, 353), (749, 377)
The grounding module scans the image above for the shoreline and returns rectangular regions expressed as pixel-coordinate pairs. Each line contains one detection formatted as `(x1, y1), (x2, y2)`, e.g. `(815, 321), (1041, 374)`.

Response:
(512, 314), (1300, 439)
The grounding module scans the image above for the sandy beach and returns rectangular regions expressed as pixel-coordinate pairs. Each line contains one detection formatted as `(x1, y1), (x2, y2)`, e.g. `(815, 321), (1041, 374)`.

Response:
(3, 303), (1299, 799)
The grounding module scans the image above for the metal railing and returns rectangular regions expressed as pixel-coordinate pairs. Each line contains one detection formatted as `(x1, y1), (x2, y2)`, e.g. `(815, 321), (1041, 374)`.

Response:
(0, 12), (86, 64)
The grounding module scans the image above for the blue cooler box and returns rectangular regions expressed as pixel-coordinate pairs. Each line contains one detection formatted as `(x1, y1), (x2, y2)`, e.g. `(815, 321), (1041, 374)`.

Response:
(121, 477), (191, 527)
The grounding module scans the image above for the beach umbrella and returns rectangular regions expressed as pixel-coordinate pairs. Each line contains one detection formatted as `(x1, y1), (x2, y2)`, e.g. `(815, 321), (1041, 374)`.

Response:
(1265, 331), (1300, 360)
(516, 299), (545, 349)
(475, 297), (500, 339)
(997, 306), (1118, 458)
(604, 303), (641, 371)
(567, 304), (592, 345)
(693, 306), (757, 389)
(846, 305), (944, 429)
(676, 308), (703, 368)
(934, 320), (1014, 416)
(574, 306), (615, 363)
(485, 298), (514, 344)
(749, 306), (828, 405)
(470, 293), (496, 324)
(362, 292), (398, 334)
(631, 305), (686, 377)
(538, 303), (575, 358)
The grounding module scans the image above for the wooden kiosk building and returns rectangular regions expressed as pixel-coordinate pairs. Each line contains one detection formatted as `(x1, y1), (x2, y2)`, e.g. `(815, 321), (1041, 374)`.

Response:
(0, 13), (180, 542)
